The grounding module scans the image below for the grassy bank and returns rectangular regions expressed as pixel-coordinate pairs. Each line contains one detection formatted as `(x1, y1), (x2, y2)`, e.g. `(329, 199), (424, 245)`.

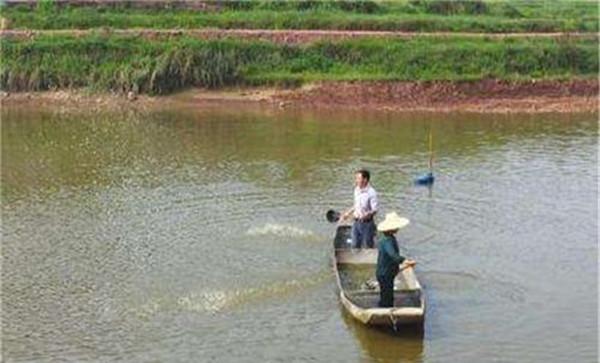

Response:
(1, 34), (597, 95)
(0, 36), (598, 94)
(1, 0), (597, 32)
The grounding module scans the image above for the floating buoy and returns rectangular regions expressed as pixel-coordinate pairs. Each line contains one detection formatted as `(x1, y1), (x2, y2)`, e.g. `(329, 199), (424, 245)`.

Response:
(415, 171), (435, 185)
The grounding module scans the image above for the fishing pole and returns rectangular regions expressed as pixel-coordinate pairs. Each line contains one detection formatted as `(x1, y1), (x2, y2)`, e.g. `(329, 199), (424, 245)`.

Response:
(415, 127), (435, 185)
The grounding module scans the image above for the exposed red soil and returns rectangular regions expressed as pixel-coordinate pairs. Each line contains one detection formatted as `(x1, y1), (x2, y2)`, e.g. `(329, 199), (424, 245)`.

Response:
(2, 80), (597, 114)
(269, 80), (599, 113)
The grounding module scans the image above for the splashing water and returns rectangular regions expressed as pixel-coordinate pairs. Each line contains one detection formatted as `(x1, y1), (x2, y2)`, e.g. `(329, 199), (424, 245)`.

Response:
(133, 269), (332, 319)
(246, 223), (318, 240)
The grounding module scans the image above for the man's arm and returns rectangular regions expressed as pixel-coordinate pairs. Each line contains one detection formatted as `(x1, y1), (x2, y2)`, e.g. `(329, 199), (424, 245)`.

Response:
(383, 242), (417, 268)
(383, 241), (405, 265)
(361, 190), (378, 221)
(340, 207), (354, 221)
(361, 209), (377, 221)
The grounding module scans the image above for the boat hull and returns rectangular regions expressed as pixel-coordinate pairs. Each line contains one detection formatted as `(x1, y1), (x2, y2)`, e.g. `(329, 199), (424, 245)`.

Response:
(332, 224), (425, 328)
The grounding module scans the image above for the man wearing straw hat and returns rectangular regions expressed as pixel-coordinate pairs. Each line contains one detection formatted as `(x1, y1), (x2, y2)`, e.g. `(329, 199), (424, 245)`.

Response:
(340, 169), (378, 248)
(376, 212), (416, 307)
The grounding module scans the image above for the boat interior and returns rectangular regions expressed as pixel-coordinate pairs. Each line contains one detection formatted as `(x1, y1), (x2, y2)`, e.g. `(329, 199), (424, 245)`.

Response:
(334, 225), (422, 309)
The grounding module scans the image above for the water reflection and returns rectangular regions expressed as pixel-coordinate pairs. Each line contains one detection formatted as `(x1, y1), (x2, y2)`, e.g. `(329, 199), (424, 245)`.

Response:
(341, 309), (424, 363)
(2, 105), (596, 205)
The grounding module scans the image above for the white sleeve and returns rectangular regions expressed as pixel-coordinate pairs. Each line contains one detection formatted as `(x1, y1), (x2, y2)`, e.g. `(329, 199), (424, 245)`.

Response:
(370, 190), (378, 212)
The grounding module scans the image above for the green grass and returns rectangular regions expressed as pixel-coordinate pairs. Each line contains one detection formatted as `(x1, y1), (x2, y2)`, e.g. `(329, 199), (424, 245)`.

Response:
(1, 0), (598, 32)
(1, 34), (597, 94)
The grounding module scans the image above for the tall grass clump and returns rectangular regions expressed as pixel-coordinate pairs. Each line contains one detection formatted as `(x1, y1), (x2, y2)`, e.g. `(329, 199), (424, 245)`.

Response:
(0, 36), (282, 94)
(409, 0), (489, 15)
(212, 0), (381, 13)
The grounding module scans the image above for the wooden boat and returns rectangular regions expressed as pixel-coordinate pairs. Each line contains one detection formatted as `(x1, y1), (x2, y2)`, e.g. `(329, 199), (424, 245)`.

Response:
(332, 224), (425, 328)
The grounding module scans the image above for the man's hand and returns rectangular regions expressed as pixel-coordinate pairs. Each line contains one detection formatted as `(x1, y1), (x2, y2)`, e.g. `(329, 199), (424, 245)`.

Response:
(401, 259), (416, 268)
(339, 212), (352, 223)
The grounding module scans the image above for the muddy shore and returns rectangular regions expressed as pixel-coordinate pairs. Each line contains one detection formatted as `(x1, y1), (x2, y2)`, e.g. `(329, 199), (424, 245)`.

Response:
(1, 80), (597, 114)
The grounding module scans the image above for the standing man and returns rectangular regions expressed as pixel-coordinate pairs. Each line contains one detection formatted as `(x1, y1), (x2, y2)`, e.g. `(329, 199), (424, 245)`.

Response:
(340, 169), (378, 248)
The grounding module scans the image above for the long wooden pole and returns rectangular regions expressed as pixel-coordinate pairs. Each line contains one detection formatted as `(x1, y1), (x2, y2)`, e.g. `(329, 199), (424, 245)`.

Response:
(428, 128), (434, 172)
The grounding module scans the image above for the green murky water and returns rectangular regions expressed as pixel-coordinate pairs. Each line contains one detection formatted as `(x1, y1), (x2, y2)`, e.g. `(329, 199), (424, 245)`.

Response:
(1, 104), (597, 362)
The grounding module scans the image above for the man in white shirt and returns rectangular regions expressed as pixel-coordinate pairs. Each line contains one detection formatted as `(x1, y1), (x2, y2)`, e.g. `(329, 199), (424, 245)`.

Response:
(340, 169), (379, 248)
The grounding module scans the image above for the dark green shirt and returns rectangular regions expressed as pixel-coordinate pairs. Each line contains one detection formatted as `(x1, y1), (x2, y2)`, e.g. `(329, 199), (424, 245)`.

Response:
(376, 235), (406, 279)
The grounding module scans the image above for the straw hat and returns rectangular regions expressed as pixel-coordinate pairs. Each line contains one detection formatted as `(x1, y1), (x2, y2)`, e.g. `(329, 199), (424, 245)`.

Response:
(377, 212), (410, 232)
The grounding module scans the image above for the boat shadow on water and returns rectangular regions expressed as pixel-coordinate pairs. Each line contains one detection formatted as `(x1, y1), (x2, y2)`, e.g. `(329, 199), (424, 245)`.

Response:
(340, 308), (424, 363)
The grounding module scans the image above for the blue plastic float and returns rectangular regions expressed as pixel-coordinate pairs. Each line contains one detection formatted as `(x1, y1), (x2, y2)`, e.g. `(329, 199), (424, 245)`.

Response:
(415, 171), (435, 185)
(415, 129), (435, 186)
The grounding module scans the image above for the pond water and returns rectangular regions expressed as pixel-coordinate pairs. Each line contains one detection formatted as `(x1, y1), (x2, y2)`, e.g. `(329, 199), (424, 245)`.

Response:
(1, 104), (597, 362)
